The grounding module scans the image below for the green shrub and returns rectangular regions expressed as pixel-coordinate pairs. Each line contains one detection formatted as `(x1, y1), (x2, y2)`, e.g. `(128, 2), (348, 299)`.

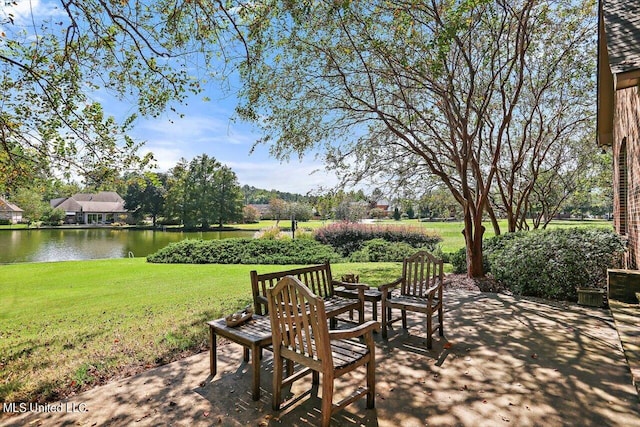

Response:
(0, 219), (11, 225)
(449, 248), (468, 274)
(147, 238), (342, 264)
(314, 222), (441, 256)
(490, 228), (625, 301)
(449, 231), (528, 275)
(349, 239), (420, 262)
(430, 246), (448, 263)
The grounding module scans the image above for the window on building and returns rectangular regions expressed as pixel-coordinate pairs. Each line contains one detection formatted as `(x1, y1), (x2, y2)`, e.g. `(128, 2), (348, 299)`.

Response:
(619, 138), (628, 235)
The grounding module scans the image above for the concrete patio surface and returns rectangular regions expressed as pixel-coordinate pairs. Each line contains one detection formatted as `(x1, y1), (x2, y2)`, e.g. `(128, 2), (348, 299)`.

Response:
(2, 290), (639, 426)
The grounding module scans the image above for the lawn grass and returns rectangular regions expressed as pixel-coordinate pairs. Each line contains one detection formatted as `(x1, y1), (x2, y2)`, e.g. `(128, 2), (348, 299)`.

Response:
(0, 259), (400, 403)
(231, 218), (612, 253)
(0, 224), (28, 230)
(0, 217), (611, 403)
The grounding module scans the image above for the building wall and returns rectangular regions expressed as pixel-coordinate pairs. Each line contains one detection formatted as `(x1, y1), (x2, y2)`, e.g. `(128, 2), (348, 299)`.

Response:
(0, 212), (22, 223)
(614, 86), (640, 269)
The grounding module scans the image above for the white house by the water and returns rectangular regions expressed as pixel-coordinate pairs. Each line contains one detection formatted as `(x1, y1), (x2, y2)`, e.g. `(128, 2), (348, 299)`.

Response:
(50, 192), (129, 225)
(0, 197), (23, 223)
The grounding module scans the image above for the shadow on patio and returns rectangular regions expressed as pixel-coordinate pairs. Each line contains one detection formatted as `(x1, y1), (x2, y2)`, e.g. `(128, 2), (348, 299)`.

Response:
(2, 291), (639, 426)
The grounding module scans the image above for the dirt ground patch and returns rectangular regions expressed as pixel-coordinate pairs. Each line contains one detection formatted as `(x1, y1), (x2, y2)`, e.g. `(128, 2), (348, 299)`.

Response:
(443, 273), (508, 293)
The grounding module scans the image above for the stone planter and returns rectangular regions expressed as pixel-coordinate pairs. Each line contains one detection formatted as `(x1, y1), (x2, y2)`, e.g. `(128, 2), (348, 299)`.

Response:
(577, 288), (606, 308)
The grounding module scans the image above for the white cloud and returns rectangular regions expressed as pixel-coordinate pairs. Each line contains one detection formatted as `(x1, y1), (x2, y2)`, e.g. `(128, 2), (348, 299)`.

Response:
(136, 115), (255, 148)
(137, 117), (338, 194)
(224, 159), (338, 194)
(1, 0), (65, 28)
(141, 146), (185, 172)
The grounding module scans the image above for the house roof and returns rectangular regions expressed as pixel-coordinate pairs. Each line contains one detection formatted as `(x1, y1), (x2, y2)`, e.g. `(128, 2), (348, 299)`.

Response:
(0, 197), (23, 213)
(50, 192), (126, 213)
(72, 192), (123, 203)
(601, 0), (640, 77)
(596, 0), (640, 146)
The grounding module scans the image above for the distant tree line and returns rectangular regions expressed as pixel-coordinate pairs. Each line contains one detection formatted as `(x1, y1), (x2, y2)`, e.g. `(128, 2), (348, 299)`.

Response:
(124, 154), (244, 229)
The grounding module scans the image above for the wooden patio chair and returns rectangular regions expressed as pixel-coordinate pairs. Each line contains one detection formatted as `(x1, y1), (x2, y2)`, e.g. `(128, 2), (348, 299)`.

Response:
(266, 276), (380, 427)
(380, 251), (444, 348)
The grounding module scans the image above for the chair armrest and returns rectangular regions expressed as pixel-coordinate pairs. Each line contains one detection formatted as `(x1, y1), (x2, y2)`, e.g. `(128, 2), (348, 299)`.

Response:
(328, 320), (380, 340)
(379, 277), (402, 291)
(425, 281), (442, 296)
(255, 295), (268, 309)
(379, 277), (402, 293)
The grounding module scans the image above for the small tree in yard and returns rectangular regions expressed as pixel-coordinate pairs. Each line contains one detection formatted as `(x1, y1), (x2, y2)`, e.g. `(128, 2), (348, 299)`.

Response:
(393, 207), (401, 221)
(268, 198), (288, 226)
(243, 205), (261, 223)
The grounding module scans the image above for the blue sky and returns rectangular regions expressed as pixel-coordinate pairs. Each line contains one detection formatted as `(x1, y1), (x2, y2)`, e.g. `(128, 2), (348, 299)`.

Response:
(3, 0), (339, 195)
(118, 89), (339, 195)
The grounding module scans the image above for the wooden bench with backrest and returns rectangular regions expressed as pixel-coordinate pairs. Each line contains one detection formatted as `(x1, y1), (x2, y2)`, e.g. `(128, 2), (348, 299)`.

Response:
(250, 261), (367, 327)
(380, 250), (444, 348)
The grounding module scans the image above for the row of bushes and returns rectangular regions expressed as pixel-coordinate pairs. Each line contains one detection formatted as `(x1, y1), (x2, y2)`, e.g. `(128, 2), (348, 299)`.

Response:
(147, 236), (439, 265)
(451, 228), (625, 301)
(314, 222), (441, 256)
(349, 238), (440, 262)
(148, 224), (626, 303)
(147, 238), (343, 264)
(148, 223), (444, 264)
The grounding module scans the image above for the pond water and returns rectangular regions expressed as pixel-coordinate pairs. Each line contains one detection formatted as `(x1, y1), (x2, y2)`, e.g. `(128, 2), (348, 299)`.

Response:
(0, 228), (255, 264)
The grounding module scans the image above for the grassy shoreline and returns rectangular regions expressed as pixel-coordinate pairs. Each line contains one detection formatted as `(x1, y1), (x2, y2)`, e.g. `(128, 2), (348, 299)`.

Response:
(0, 259), (400, 404)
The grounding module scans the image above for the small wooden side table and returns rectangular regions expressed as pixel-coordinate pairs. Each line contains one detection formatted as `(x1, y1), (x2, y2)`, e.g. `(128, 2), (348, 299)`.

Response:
(207, 315), (272, 400)
(335, 285), (383, 321)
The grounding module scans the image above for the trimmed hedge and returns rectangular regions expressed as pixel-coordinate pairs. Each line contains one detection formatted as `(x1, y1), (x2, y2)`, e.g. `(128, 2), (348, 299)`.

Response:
(314, 222), (441, 256)
(146, 238), (342, 264)
(489, 228), (625, 301)
(349, 239), (430, 262)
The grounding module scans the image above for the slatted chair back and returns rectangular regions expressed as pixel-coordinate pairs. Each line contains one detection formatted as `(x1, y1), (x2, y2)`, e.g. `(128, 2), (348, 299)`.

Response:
(401, 251), (444, 298)
(251, 262), (335, 316)
(267, 276), (331, 371)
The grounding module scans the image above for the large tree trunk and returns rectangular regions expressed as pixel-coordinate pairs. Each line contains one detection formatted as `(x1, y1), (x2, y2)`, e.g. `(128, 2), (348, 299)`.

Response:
(485, 199), (501, 236)
(462, 208), (486, 278)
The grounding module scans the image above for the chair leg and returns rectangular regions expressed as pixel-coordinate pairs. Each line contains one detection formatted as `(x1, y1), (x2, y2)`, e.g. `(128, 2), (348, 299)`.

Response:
(321, 374), (334, 427)
(273, 356), (283, 410)
(426, 310), (433, 349)
(366, 354), (376, 409)
(401, 309), (407, 329)
(381, 304), (388, 339)
(439, 304), (444, 336)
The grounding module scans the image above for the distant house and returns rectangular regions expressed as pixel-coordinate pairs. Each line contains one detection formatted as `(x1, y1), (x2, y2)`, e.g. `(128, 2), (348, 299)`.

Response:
(0, 197), (23, 223)
(51, 192), (129, 225)
(374, 199), (391, 212)
(247, 204), (272, 220)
